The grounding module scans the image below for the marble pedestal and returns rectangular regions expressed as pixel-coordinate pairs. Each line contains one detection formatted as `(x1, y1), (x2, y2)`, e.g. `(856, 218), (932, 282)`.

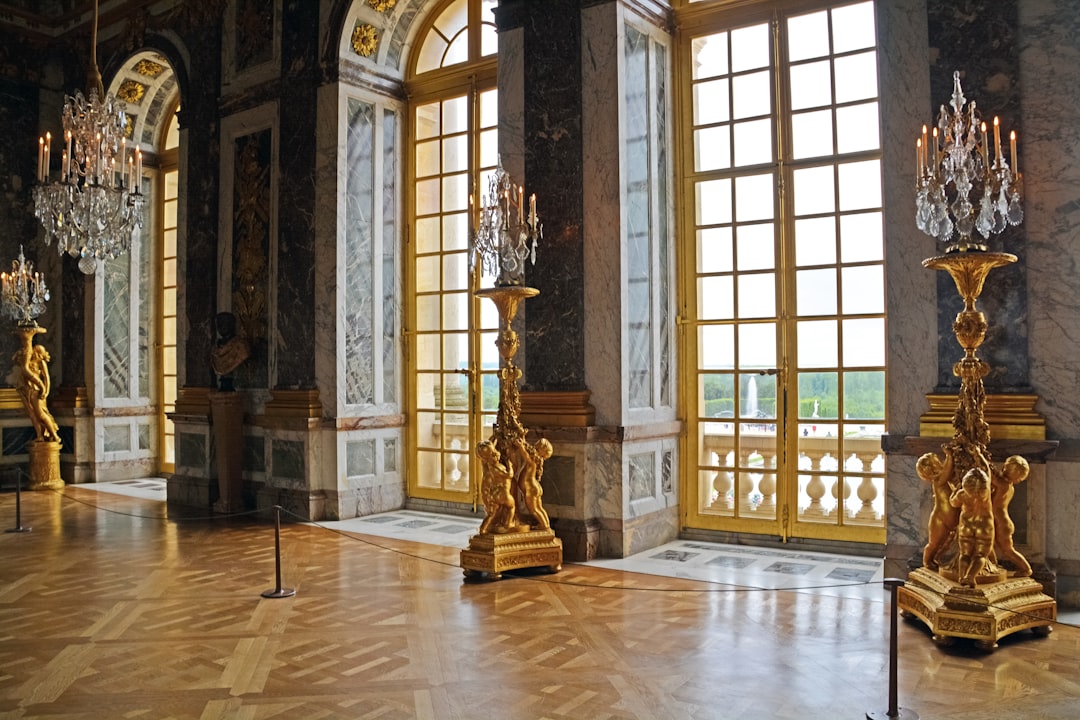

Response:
(210, 392), (245, 513)
(27, 440), (63, 490)
(461, 529), (563, 580)
(898, 567), (1056, 650)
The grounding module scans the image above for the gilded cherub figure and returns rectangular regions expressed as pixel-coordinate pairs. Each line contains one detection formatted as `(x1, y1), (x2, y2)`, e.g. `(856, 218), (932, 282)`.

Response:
(515, 437), (553, 531)
(8, 325), (59, 443)
(477, 440), (517, 535)
(991, 455), (1032, 577)
(950, 467), (995, 587)
(917, 448), (957, 571)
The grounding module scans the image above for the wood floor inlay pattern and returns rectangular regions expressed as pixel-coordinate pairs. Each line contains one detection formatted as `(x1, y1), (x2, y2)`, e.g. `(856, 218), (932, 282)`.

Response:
(0, 487), (1078, 719)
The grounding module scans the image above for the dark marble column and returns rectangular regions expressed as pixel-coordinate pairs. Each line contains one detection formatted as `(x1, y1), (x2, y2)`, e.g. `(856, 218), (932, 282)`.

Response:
(274, 0), (320, 390)
(927, 0), (1029, 393)
(177, 24), (224, 390)
(496, 0), (587, 393)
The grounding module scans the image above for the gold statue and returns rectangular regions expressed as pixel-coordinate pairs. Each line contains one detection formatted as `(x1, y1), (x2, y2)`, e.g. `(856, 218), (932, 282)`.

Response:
(991, 455), (1032, 577)
(949, 467), (994, 587)
(210, 311), (250, 391)
(917, 448), (957, 571)
(477, 441), (518, 535)
(8, 324), (59, 442)
(516, 437), (552, 531)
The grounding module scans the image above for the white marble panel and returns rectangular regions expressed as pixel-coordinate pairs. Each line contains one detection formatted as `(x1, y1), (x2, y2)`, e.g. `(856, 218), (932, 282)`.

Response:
(877, 0), (937, 438)
(585, 440), (624, 521)
(582, 2), (624, 426)
(1019, 0), (1080, 438)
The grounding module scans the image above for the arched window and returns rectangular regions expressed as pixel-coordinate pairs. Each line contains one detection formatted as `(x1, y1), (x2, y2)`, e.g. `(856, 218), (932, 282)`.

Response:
(405, 0), (498, 504)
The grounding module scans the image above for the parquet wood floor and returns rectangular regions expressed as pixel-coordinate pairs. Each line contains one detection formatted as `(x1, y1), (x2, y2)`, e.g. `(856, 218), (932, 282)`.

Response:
(0, 487), (1078, 719)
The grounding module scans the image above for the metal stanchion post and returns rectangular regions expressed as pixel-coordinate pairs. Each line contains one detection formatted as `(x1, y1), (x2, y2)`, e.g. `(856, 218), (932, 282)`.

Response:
(867, 578), (918, 719)
(261, 505), (296, 599)
(5, 471), (31, 533)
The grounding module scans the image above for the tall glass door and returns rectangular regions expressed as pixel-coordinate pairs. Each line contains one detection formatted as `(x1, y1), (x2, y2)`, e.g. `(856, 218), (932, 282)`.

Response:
(681, 1), (886, 544)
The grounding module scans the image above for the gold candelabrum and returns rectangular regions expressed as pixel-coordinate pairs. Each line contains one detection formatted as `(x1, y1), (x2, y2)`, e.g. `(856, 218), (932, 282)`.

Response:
(897, 74), (1054, 649)
(1, 248), (63, 490)
(460, 162), (562, 580)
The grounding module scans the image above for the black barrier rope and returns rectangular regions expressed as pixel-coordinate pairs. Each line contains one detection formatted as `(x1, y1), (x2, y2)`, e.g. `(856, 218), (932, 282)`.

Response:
(866, 578), (919, 720)
(5, 488), (1080, 630)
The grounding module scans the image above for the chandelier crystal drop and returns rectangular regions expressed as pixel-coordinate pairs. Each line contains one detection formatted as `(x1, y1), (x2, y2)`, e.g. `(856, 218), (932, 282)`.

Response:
(470, 156), (541, 287)
(31, 0), (144, 275)
(1, 246), (50, 326)
(915, 71), (1023, 253)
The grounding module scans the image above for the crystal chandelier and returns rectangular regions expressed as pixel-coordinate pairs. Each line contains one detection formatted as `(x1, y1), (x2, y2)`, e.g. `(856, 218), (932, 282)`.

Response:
(1, 246), (50, 326)
(470, 157), (541, 287)
(915, 71), (1023, 253)
(31, 0), (144, 275)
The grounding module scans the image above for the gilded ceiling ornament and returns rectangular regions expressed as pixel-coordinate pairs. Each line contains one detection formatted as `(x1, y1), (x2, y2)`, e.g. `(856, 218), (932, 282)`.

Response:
(117, 80), (146, 104)
(351, 23), (379, 57)
(123, 114), (135, 139)
(368, 0), (398, 11)
(134, 59), (166, 78)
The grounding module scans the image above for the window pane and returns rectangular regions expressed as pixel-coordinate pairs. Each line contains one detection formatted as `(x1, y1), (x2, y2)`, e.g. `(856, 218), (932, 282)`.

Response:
(789, 61), (832, 110)
(732, 71), (771, 119)
(700, 325), (734, 369)
(799, 372), (838, 418)
(734, 174), (774, 221)
(416, 139), (440, 177)
(442, 253), (468, 292)
(788, 11), (830, 62)
(415, 295), (440, 330)
(842, 265), (884, 314)
(792, 109), (834, 159)
(738, 322), (775, 368)
(415, 178), (440, 215)
(797, 268), (837, 316)
(840, 212), (883, 262)
(443, 96), (467, 134)
(442, 291), (468, 330)
(415, 102), (440, 140)
(699, 226), (734, 274)
(443, 213), (468, 251)
(795, 217), (837, 266)
(479, 128), (497, 167)
(696, 125), (731, 171)
(416, 216), (440, 254)
(701, 373), (735, 417)
(832, 1), (876, 54)
(736, 223), (774, 271)
(731, 24), (769, 72)
(798, 319), (838, 367)
(836, 102), (880, 154)
(697, 179), (733, 225)
(844, 370), (885, 420)
(692, 33), (729, 79)
(733, 119), (772, 166)
(434, 0), (467, 37)
(834, 51), (878, 104)
(442, 173), (468, 212)
(842, 318), (885, 366)
(793, 166), (836, 216)
(738, 273), (775, 319)
(699, 276), (734, 320)
(442, 135), (467, 173)
(694, 78), (730, 124)
(838, 159), (881, 211)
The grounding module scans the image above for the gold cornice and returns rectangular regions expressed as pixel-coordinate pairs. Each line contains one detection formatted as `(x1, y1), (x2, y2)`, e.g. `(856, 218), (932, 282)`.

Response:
(920, 393), (1046, 441)
(262, 389), (323, 419)
(0, 388), (23, 411)
(519, 390), (596, 428)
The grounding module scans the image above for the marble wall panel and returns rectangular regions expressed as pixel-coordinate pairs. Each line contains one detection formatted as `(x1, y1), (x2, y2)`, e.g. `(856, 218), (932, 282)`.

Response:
(102, 253), (132, 399)
(519, 0), (587, 392)
(2, 427), (34, 457)
(629, 451), (655, 502)
(346, 438), (376, 477)
(104, 425), (131, 453)
(382, 108), (399, 406)
(177, 431), (206, 470)
(926, 0), (1029, 392)
(1019, 0), (1080, 440)
(245, 434), (266, 473)
(271, 438), (306, 483)
(274, 0), (320, 390)
(581, 2), (624, 426)
(383, 436), (398, 473)
(345, 98), (376, 406)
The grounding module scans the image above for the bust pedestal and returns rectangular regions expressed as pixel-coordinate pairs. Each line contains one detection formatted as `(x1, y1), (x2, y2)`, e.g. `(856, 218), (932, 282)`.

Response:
(210, 391), (244, 513)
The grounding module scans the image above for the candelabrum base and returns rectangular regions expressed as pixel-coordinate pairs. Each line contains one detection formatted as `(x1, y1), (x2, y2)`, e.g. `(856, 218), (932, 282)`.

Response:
(898, 567), (1055, 651)
(461, 528), (563, 580)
